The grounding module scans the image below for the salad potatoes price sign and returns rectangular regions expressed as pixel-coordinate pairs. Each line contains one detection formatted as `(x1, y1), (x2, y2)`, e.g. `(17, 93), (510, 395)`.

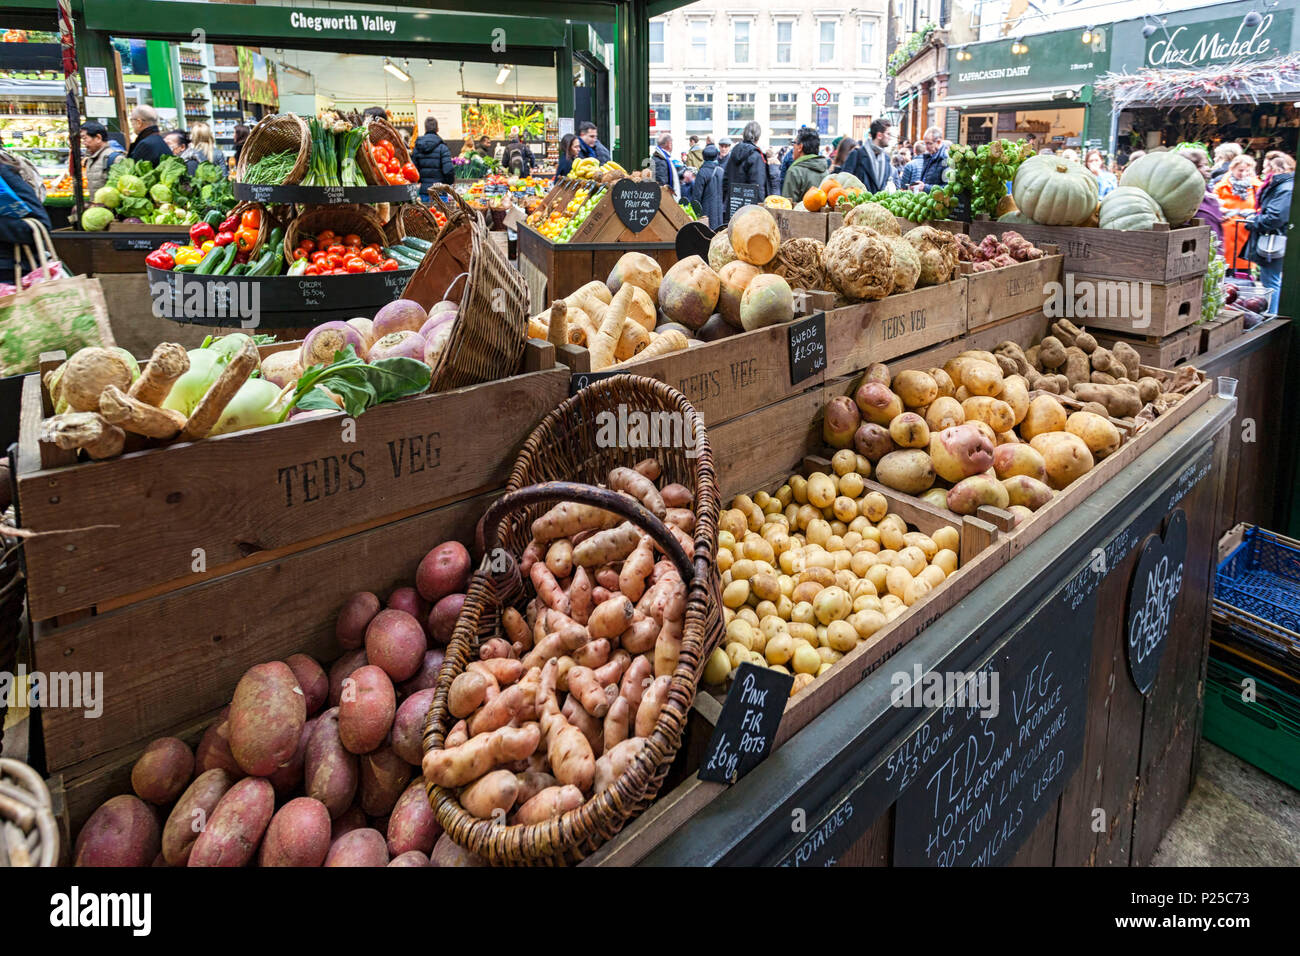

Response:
(787, 312), (826, 385)
(699, 663), (793, 784)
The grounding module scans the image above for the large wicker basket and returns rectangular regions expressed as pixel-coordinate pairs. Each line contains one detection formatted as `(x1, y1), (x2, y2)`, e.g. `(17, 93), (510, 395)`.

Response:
(383, 201), (444, 246)
(402, 185), (526, 391)
(0, 758), (59, 866)
(282, 204), (387, 260)
(234, 113), (310, 185)
(358, 117), (413, 186)
(423, 376), (724, 865)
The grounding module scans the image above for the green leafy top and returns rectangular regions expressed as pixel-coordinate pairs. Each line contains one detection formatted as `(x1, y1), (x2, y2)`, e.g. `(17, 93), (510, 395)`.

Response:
(888, 23), (936, 76)
(277, 345), (431, 421)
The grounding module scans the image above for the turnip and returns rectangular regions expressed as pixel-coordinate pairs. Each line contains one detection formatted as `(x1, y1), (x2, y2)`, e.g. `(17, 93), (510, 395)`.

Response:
(260, 348), (303, 388)
(209, 378), (282, 436)
(347, 317), (376, 355)
(418, 312), (455, 342)
(302, 321), (366, 368)
(368, 330), (426, 363)
(373, 299), (428, 338)
(423, 321), (455, 371)
(430, 300), (459, 316)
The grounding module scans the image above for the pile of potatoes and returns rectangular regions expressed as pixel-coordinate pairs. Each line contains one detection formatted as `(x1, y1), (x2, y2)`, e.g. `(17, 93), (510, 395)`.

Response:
(72, 537), (490, 868)
(822, 352), (1137, 520)
(422, 458), (695, 830)
(704, 451), (959, 695)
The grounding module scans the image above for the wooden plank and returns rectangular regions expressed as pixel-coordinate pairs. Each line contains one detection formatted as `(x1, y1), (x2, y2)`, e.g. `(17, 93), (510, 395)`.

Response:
(708, 387), (827, 500)
(858, 475), (961, 536)
(837, 806), (893, 866)
(523, 338), (555, 373)
(1199, 309), (1245, 354)
(1070, 273), (1203, 337)
(769, 208), (831, 242)
(825, 280), (968, 377)
(35, 489), (499, 772)
(19, 368), (569, 621)
(16, 374), (46, 480)
(583, 774), (726, 866)
(959, 515), (997, 566)
(1011, 800), (1059, 865)
(968, 220), (1210, 283)
(1093, 327), (1201, 369)
(963, 251), (1062, 331)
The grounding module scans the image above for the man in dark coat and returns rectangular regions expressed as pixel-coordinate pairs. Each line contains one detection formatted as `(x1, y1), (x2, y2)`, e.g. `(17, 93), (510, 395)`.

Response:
(127, 105), (168, 165)
(652, 132), (680, 198)
(693, 144), (724, 228)
(1244, 156), (1295, 311)
(845, 119), (893, 193)
(577, 122), (611, 164)
(722, 121), (768, 222)
(411, 117), (455, 199)
(898, 126), (949, 192)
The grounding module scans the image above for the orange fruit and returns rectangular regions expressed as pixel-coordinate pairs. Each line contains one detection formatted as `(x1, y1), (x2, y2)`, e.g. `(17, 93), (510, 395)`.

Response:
(803, 188), (827, 212)
(819, 178), (838, 192)
(825, 186), (846, 206)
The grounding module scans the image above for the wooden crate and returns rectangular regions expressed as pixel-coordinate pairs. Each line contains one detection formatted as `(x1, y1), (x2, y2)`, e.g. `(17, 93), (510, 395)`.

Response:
(517, 223), (679, 315)
(1093, 326), (1202, 368)
(895, 217), (966, 236)
(769, 208), (835, 242)
(963, 245), (1062, 331)
(52, 227), (193, 275)
(1064, 272), (1204, 337)
(824, 279), (968, 378)
(968, 219), (1211, 284)
(1199, 309), (1246, 354)
(15, 342), (569, 624)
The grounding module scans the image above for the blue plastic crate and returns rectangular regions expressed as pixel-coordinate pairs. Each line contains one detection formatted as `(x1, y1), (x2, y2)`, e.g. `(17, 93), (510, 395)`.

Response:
(1215, 527), (1300, 664)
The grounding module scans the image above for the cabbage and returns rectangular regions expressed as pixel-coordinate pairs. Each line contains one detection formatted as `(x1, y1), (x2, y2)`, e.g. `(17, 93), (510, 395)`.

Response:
(80, 205), (113, 231)
(161, 348), (223, 415)
(117, 174), (147, 198)
(149, 183), (172, 204)
(208, 378), (282, 436)
(93, 186), (121, 209)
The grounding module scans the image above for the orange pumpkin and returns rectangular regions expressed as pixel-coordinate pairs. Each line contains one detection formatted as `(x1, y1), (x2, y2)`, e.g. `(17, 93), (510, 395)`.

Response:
(819, 178), (838, 192)
(824, 186), (846, 207)
(803, 188), (827, 212)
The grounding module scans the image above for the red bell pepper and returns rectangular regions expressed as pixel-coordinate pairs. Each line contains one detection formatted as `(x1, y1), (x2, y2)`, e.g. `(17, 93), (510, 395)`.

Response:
(189, 222), (216, 246)
(159, 241), (179, 253)
(219, 213), (240, 234)
(213, 230), (236, 247)
(145, 249), (175, 270)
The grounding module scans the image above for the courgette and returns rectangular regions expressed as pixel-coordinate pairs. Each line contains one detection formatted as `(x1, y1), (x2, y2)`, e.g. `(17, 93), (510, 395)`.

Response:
(229, 263), (249, 276)
(211, 242), (239, 276)
(383, 245), (423, 268)
(400, 236), (433, 252)
(194, 243), (228, 275)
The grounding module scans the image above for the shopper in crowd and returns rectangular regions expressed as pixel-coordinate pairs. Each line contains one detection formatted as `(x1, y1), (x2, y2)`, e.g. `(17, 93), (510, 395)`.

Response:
(782, 128), (828, 203)
(718, 138), (732, 163)
(475, 135), (494, 160)
(411, 116), (454, 199)
(502, 126), (535, 177)
(181, 122), (227, 179)
(81, 120), (124, 194)
(679, 165), (696, 204)
(1175, 147), (1224, 248)
(686, 135), (704, 169)
(830, 137), (857, 176)
(844, 120), (892, 193)
(1059, 147), (1081, 164)
(1213, 152), (1258, 268)
(1083, 149), (1116, 198)
(555, 133), (581, 179)
(231, 124), (250, 163)
(577, 121), (611, 164)
(363, 106), (389, 123)
(652, 132), (680, 199)
(780, 136), (798, 182)
(163, 131), (186, 157)
(1244, 152), (1294, 310)
(693, 143), (724, 226)
(722, 121), (769, 212)
(891, 144), (912, 188)
(0, 158), (50, 278)
(1210, 142), (1242, 184)
(898, 126), (948, 192)
(127, 105), (169, 165)
(765, 147), (782, 196)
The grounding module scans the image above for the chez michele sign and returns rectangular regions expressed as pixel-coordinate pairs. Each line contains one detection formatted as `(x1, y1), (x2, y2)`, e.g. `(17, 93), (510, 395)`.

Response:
(1146, 11), (1293, 69)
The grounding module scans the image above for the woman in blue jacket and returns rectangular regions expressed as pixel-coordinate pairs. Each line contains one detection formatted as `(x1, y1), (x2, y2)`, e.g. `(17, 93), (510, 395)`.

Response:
(1243, 153), (1295, 311)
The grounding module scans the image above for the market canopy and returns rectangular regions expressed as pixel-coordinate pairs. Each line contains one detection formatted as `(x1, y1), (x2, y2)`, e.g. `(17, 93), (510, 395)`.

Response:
(1095, 52), (1300, 108)
(940, 85), (1087, 110)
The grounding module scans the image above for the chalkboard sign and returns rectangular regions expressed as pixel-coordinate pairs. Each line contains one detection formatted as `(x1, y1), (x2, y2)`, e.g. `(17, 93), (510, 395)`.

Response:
(1125, 509), (1187, 694)
(112, 237), (162, 251)
(787, 313), (827, 385)
(611, 179), (661, 232)
(568, 369), (623, 395)
(726, 182), (764, 221)
(675, 220), (716, 261)
(699, 663), (794, 784)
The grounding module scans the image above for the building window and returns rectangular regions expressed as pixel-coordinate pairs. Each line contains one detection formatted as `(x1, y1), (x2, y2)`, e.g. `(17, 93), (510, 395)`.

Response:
(685, 90), (713, 137)
(859, 18), (877, 65)
(733, 19), (752, 65)
(689, 19), (709, 62)
(727, 92), (755, 138)
(853, 95), (873, 113)
(769, 91), (797, 143)
(818, 20), (838, 65)
(649, 21), (664, 64)
(650, 92), (671, 131)
(774, 19), (794, 65)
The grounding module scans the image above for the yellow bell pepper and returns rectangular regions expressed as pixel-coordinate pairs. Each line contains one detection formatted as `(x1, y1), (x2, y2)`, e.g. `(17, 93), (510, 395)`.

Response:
(200, 240), (215, 255)
(173, 247), (205, 266)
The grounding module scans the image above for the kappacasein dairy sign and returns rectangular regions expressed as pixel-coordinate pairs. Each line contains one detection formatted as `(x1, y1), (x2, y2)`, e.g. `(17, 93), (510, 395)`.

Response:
(1147, 11), (1293, 68)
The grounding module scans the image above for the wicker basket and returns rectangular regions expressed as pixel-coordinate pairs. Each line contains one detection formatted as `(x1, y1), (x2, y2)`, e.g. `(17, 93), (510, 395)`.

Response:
(0, 538), (21, 757)
(282, 204), (387, 260)
(227, 201), (281, 254)
(0, 758), (59, 866)
(423, 376), (723, 865)
(402, 186), (527, 391)
(384, 202), (443, 245)
(235, 113), (311, 185)
(358, 118), (413, 186)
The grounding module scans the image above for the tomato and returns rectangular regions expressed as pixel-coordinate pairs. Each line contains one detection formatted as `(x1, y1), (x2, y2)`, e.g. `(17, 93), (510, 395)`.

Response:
(366, 266), (379, 273)
(326, 244), (346, 257)
(344, 257), (366, 273)
(388, 173), (405, 185)
(343, 233), (361, 248)
(377, 139), (393, 153)
(360, 247), (381, 264)
(401, 163), (419, 183)
(316, 230), (337, 245)
(310, 251), (328, 265)
(303, 264), (319, 276)
(379, 258), (400, 271)
(291, 248), (309, 261)
(298, 238), (315, 253)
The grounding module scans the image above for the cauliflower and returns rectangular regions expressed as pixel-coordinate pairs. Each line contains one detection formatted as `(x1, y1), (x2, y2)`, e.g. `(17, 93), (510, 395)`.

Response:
(904, 225), (960, 286)
(822, 225), (893, 301)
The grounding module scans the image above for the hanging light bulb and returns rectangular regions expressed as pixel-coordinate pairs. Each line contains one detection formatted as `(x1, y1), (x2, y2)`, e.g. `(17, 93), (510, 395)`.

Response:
(1082, 27), (1093, 45)
(1142, 23), (1157, 37)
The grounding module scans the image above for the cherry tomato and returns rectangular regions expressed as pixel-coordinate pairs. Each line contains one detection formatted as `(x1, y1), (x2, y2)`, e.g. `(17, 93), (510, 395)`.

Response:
(310, 251), (329, 265)
(291, 248), (309, 261)
(379, 258), (400, 271)
(298, 238), (315, 253)
(343, 234), (361, 248)
(345, 257), (367, 273)
(360, 247), (381, 264)
(401, 163), (419, 183)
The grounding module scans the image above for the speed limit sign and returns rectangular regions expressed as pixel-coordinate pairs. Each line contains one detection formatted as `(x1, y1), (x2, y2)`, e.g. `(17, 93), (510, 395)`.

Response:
(813, 87), (830, 107)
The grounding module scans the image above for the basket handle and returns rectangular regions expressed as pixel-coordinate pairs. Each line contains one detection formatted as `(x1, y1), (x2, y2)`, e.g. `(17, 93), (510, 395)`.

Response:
(442, 270), (470, 303)
(480, 480), (695, 585)
(429, 183), (475, 221)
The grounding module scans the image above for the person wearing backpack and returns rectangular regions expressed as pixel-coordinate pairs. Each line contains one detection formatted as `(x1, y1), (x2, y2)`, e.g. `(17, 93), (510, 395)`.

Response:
(503, 127), (535, 177)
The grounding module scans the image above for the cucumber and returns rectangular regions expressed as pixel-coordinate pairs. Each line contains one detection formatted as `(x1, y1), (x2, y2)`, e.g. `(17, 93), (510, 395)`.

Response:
(383, 245), (423, 268)
(400, 236), (433, 252)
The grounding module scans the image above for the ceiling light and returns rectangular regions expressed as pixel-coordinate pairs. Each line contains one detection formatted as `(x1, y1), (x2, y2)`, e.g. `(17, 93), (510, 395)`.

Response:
(496, 65), (512, 85)
(384, 59), (410, 83)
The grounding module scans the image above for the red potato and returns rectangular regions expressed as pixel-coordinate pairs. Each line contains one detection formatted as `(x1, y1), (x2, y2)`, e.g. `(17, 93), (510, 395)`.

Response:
(398, 647), (446, 695)
(389, 850), (431, 866)
(530, 561), (571, 615)
(660, 483), (693, 508)
(339, 665), (397, 755)
(604, 696), (631, 752)
(131, 737), (194, 805)
(328, 648), (368, 706)
(620, 655), (653, 712)
(325, 828), (390, 867)
(336, 591), (380, 650)
(391, 687), (436, 765)
(331, 805), (367, 841)
(514, 770), (558, 805)
(568, 567), (594, 626)
(417, 541), (472, 603)
(386, 586), (430, 625)
(572, 638), (611, 670)
(514, 784), (584, 825)
(258, 797), (332, 867)
(267, 717), (315, 797)
(75, 795), (160, 867)
(162, 769), (234, 866)
(519, 540), (542, 577)
(188, 776), (274, 867)
(229, 661), (307, 777)
(430, 833), (486, 867)
(304, 707), (359, 819)
(387, 779), (441, 856)
(366, 608), (428, 683)
(428, 592), (466, 646)
(635, 675), (672, 737)
(360, 745), (413, 816)
(285, 653), (329, 715)
(655, 618), (683, 678)
(194, 708), (243, 779)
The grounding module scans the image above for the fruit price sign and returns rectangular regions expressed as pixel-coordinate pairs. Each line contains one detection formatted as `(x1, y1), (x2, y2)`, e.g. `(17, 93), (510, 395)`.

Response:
(611, 179), (662, 232)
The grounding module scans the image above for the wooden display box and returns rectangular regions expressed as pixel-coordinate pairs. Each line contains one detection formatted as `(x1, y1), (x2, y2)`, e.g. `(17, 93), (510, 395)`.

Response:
(968, 219), (1211, 284)
(1199, 308), (1246, 354)
(1093, 326), (1202, 368)
(1063, 272), (1204, 338)
(768, 207), (843, 242)
(53, 227), (191, 275)
(962, 243), (1063, 331)
(17, 341), (569, 775)
(517, 223), (679, 316)
(824, 278), (968, 378)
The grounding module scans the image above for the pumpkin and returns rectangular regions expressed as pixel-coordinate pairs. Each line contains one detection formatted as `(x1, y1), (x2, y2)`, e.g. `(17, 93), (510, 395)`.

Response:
(825, 172), (866, 191)
(1119, 151), (1203, 225)
(803, 188), (827, 212)
(1098, 186), (1167, 232)
(1011, 154), (1098, 226)
(997, 210), (1037, 224)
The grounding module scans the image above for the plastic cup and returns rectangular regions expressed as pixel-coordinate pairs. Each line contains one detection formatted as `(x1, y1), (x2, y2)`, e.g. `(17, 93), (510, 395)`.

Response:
(1217, 376), (1238, 399)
